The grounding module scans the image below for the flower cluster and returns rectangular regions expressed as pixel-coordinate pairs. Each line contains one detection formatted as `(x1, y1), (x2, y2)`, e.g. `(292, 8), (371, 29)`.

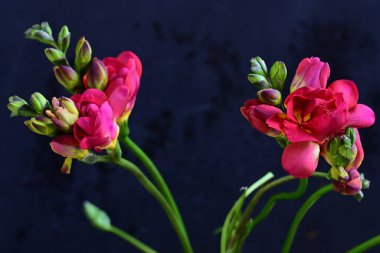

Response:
(8, 22), (142, 173)
(241, 57), (375, 195)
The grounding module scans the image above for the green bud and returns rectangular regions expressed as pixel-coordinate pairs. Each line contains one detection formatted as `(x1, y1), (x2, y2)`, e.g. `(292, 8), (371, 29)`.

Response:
(250, 57), (267, 76)
(30, 92), (51, 114)
(58, 25), (70, 53)
(24, 22), (55, 47)
(83, 201), (111, 231)
(86, 58), (108, 90)
(269, 61), (287, 91)
(361, 173), (370, 189)
(326, 128), (357, 167)
(329, 166), (349, 182)
(7, 96), (38, 117)
(46, 97), (79, 132)
(75, 37), (92, 73)
(248, 73), (271, 89)
(53, 65), (81, 90)
(44, 48), (66, 65)
(257, 88), (282, 106)
(25, 116), (57, 136)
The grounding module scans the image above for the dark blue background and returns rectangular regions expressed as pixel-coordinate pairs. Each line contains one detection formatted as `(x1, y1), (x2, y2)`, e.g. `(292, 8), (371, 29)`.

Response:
(1, 0), (379, 252)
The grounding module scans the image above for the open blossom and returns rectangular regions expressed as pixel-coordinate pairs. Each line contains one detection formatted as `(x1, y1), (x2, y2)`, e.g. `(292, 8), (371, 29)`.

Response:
(71, 88), (119, 151)
(102, 51), (142, 123)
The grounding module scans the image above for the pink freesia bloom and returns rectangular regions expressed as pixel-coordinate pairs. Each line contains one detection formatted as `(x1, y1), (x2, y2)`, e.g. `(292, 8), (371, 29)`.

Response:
(50, 134), (89, 159)
(290, 57), (330, 92)
(71, 89), (119, 151)
(332, 169), (362, 195)
(241, 99), (283, 137)
(102, 51), (142, 123)
(265, 58), (375, 178)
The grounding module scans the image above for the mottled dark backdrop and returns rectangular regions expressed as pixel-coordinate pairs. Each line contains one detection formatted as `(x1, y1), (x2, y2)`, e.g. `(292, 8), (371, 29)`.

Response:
(1, 0), (379, 252)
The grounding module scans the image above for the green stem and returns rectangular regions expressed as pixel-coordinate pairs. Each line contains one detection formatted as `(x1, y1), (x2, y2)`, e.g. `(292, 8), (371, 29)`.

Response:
(281, 184), (333, 253)
(121, 136), (192, 252)
(346, 234), (380, 253)
(110, 157), (193, 253)
(109, 226), (158, 253)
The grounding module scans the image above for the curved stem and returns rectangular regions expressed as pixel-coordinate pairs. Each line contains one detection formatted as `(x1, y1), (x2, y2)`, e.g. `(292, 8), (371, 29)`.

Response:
(121, 137), (182, 221)
(346, 234), (380, 253)
(281, 184), (333, 253)
(109, 226), (158, 253)
(109, 157), (193, 253)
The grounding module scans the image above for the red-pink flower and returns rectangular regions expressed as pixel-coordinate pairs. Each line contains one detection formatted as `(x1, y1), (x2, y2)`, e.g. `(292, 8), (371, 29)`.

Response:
(265, 58), (375, 178)
(290, 57), (330, 92)
(241, 99), (283, 137)
(71, 89), (119, 151)
(102, 51), (142, 123)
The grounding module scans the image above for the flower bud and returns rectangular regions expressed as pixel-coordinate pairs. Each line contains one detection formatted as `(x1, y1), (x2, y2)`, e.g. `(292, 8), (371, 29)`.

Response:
(58, 25), (70, 53)
(328, 166), (349, 182)
(83, 201), (112, 231)
(75, 37), (92, 73)
(86, 58), (108, 90)
(250, 57), (268, 76)
(53, 65), (81, 90)
(29, 92), (51, 114)
(7, 96), (37, 117)
(257, 88), (282, 106)
(60, 157), (72, 174)
(24, 22), (55, 46)
(247, 73), (271, 89)
(269, 61), (287, 91)
(46, 97), (79, 132)
(25, 116), (57, 136)
(333, 169), (362, 195)
(44, 48), (66, 65)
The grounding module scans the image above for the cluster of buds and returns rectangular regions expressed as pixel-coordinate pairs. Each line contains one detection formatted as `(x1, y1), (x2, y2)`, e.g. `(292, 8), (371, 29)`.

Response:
(247, 57), (287, 106)
(322, 128), (370, 198)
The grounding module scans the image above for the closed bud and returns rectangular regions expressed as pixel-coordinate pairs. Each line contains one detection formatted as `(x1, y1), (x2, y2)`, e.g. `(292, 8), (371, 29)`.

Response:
(86, 58), (108, 90)
(58, 25), (70, 53)
(53, 65), (81, 90)
(250, 57), (268, 76)
(25, 116), (57, 136)
(75, 37), (92, 73)
(329, 166), (349, 182)
(46, 97), (79, 132)
(257, 88), (282, 106)
(24, 22), (55, 47)
(269, 61), (287, 91)
(60, 157), (73, 174)
(333, 169), (362, 196)
(7, 96), (37, 117)
(30, 92), (51, 114)
(83, 201), (112, 231)
(44, 48), (66, 65)
(248, 74), (271, 89)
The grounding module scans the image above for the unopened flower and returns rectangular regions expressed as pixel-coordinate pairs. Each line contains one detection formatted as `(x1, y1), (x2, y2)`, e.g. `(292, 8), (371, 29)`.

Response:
(53, 65), (81, 90)
(332, 169), (362, 195)
(257, 88), (282, 106)
(86, 58), (108, 90)
(25, 116), (57, 136)
(45, 97), (79, 132)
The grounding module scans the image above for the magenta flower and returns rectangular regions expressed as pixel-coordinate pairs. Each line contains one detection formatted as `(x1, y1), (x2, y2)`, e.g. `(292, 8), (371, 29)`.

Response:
(241, 99), (283, 137)
(290, 57), (330, 92)
(102, 51), (142, 123)
(71, 88), (119, 151)
(332, 169), (362, 195)
(266, 58), (374, 178)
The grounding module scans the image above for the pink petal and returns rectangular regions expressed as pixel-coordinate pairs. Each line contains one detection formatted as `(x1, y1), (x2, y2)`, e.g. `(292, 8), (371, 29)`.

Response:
(108, 85), (130, 119)
(346, 104), (375, 128)
(282, 120), (319, 142)
(50, 135), (88, 159)
(282, 141), (320, 178)
(117, 51), (143, 77)
(348, 129), (364, 169)
(328, 80), (359, 109)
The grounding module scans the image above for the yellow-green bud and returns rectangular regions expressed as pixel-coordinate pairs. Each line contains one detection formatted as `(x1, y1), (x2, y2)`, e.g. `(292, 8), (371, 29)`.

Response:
(25, 116), (57, 136)
(86, 58), (108, 90)
(269, 61), (287, 91)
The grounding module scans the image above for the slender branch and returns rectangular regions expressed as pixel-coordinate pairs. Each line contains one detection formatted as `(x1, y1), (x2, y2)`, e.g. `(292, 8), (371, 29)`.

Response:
(281, 184), (333, 253)
(101, 157), (193, 253)
(346, 234), (380, 253)
(109, 226), (158, 253)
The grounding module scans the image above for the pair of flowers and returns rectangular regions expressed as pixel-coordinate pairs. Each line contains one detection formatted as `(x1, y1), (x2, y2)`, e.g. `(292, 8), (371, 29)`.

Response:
(241, 57), (375, 194)
(51, 51), (142, 157)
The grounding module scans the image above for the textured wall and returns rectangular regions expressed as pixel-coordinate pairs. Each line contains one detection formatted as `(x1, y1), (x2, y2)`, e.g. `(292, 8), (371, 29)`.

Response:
(1, 0), (379, 252)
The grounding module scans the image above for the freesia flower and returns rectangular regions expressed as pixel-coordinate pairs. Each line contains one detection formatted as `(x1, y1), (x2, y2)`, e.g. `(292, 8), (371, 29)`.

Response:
(71, 88), (119, 151)
(241, 99), (283, 137)
(102, 51), (142, 123)
(332, 169), (362, 195)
